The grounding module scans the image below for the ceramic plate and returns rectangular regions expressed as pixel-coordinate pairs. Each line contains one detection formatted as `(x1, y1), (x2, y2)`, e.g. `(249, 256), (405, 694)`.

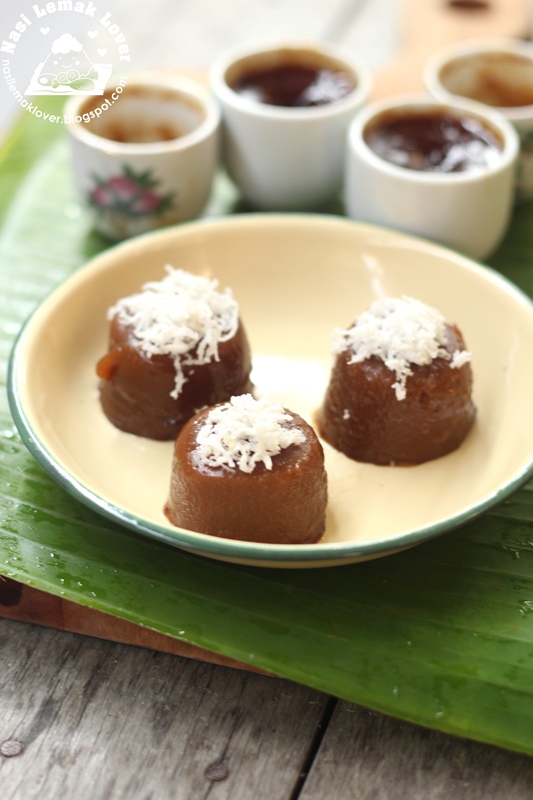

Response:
(8, 214), (533, 567)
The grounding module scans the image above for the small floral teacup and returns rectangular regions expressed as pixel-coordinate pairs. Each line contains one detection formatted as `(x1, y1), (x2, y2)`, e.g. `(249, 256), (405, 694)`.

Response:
(65, 71), (220, 240)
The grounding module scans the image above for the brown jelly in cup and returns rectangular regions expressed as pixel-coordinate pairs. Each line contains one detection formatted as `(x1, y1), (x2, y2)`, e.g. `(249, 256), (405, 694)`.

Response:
(226, 47), (356, 108)
(231, 63), (354, 107)
(439, 52), (533, 109)
(79, 84), (205, 143)
(363, 109), (503, 173)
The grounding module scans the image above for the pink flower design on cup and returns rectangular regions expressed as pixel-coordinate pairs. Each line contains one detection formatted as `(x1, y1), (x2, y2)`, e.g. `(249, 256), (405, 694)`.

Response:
(89, 166), (175, 219)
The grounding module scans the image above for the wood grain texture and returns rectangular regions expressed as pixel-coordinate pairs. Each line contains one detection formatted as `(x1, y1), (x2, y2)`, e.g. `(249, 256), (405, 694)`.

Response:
(0, 579), (269, 674)
(300, 702), (533, 800)
(0, 619), (329, 800)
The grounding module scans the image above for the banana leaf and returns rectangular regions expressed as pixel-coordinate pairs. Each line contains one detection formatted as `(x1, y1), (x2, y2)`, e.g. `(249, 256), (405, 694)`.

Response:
(2, 100), (533, 756)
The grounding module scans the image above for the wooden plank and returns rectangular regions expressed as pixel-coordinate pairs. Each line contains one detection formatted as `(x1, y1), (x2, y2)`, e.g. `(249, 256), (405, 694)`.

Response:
(299, 701), (533, 800)
(0, 578), (269, 674)
(0, 618), (330, 800)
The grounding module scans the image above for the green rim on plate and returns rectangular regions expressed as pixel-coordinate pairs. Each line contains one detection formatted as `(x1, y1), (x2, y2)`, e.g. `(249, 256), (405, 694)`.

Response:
(8, 212), (533, 566)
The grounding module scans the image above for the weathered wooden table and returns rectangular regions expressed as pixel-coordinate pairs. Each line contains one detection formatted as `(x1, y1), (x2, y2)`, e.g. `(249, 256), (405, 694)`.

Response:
(2, 1), (533, 797)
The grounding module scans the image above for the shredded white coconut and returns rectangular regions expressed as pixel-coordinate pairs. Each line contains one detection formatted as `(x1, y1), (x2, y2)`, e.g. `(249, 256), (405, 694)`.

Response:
(332, 296), (471, 401)
(195, 394), (306, 473)
(108, 266), (239, 398)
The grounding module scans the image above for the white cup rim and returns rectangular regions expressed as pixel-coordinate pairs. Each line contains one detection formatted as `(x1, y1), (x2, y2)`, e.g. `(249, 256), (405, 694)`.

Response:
(65, 70), (220, 154)
(424, 37), (533, 122)
(347, 93), (519, 184)
(210, 39), (372, 119)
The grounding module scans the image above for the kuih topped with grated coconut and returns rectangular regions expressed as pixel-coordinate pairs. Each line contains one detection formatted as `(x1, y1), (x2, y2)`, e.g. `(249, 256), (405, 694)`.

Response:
(332, 296), (471, 401)
(195, 394), (306, 473)
(108, 267), (239, 399)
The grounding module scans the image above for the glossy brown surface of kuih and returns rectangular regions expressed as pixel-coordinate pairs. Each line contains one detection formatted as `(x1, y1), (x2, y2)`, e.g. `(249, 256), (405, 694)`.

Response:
(318, 324), (476, 465)
(166, 408), (327, 544)
(97, 316), (253, 440)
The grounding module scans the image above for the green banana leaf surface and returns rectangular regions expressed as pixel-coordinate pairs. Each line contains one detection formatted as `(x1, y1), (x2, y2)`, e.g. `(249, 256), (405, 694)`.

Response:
(2, 101), (533, 756)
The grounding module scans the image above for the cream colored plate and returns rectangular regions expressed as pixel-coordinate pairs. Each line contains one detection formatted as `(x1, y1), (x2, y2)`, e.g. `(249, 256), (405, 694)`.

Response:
(9, 214), (533, 567)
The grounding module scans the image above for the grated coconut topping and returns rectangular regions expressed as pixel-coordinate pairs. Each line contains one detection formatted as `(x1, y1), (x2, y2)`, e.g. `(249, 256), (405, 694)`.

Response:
(108, 266), (239, 398)
(332, 296), (471, 401)
(196, 394), (306, 473)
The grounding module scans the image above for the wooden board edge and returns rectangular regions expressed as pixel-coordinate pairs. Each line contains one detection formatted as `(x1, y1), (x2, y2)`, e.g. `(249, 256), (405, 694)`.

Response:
(0, 577), (273, 675)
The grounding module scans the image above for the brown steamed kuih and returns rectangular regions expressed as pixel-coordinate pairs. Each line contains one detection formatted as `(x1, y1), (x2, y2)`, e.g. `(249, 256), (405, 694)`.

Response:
(165, 395), (328, 545)
(317, 297), (476, 465)
(96, 267), (253, 440)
